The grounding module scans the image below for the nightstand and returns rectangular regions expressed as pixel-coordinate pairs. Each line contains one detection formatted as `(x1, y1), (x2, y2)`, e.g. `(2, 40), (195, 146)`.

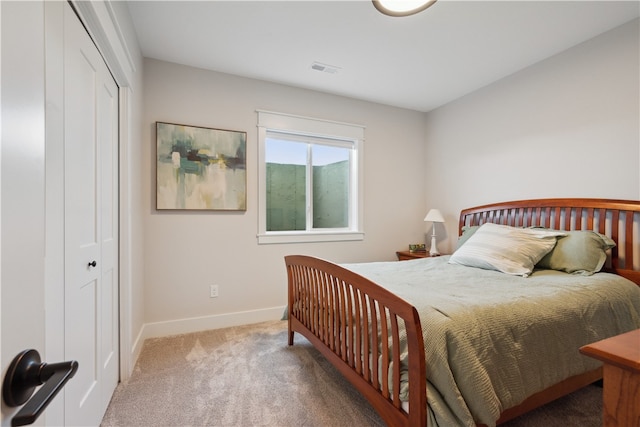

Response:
(396, 250), (430, 261)
(579, 329), (640, 427)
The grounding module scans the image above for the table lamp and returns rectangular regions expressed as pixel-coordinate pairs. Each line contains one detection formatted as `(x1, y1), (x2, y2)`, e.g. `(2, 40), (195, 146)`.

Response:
(424, 209), (445, 256)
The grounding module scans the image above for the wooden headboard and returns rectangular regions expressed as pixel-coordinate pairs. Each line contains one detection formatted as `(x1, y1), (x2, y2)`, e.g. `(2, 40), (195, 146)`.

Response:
(458, 198), (640, 286)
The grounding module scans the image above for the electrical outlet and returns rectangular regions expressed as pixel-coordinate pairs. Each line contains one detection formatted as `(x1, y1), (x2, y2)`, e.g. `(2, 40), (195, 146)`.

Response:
(210, 285), (219, 298)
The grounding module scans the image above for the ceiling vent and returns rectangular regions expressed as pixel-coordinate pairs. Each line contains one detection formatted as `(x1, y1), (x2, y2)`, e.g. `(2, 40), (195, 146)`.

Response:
(311, 62), (340, 74)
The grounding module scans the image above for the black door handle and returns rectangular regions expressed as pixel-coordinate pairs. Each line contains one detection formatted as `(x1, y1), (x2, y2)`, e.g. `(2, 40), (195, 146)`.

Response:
(88, 260), (97, 268)
(2, 349), (79, 427)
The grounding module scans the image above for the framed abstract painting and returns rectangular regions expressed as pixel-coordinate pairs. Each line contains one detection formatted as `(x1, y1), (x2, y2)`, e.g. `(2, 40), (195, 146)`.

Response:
(156, 122), (247, 210)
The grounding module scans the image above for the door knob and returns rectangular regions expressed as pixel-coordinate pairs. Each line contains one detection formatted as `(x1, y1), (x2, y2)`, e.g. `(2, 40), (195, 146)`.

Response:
(2, 349), (78, 426)
(88, 260), (97, 268)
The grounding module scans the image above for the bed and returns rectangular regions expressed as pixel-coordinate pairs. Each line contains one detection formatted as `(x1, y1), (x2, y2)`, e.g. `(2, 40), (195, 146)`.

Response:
(285, 198), (640, 427)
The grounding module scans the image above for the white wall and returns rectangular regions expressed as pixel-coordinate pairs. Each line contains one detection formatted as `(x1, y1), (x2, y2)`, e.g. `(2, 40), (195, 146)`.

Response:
(1, 2), (145, 424)
(141, 59), (426, 336)
(424, 19), (640, 254)
(140, 15), (639, 340)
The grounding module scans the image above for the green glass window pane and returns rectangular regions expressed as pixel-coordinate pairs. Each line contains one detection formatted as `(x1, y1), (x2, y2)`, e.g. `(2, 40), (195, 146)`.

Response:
(312, 145), (349, 229)
(266, 138), (306, 231)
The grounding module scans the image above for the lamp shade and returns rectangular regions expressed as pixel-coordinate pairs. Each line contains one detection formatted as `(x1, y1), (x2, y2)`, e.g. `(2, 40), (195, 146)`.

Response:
(424, 209), (445, 223)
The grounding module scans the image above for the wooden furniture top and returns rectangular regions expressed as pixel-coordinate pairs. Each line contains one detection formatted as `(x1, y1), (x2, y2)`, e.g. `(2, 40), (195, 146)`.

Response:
(580, 329), (640, 373)
(396, 250), (429, 260)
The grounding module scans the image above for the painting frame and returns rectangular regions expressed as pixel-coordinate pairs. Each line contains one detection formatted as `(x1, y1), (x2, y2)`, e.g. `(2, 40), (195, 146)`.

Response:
(156, 121), (247, 211)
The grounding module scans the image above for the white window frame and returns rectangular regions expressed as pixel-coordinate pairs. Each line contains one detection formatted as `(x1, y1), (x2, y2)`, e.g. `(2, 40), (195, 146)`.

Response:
(257, 110), (365, 244)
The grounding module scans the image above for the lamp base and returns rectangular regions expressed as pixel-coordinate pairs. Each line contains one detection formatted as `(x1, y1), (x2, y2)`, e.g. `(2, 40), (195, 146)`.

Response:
(429, 234), (440, 257)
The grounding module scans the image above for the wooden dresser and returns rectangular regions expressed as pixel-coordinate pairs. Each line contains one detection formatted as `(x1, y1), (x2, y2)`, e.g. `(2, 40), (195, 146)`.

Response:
(580, 329), (640, 427)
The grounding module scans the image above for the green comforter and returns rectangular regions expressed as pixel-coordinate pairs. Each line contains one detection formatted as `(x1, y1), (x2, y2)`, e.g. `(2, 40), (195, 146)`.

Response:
(342, 256), (640, 427)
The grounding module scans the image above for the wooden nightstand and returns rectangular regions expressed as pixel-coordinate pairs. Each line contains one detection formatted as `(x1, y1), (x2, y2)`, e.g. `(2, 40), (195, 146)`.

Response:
(579, 329), (640, 427)
(396, 250), (431, 261)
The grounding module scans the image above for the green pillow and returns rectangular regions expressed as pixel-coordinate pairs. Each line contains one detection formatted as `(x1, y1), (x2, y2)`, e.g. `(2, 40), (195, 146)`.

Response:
(536, 230), (616, 275)
(456, 225), (480, 250)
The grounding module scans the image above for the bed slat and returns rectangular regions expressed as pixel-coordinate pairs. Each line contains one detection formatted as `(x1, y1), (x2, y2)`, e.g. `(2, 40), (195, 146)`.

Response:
(286, 255), (427, 427)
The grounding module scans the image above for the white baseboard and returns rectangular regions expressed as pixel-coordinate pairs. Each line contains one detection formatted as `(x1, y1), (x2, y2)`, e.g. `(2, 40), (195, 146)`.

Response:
(141, 305), (287, 341)
(129, 325), (145, 375)
(124, 306), (287, 378)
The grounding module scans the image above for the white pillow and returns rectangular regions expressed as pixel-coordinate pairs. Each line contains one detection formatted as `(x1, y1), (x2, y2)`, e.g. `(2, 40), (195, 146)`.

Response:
(449, 223), (566, 277)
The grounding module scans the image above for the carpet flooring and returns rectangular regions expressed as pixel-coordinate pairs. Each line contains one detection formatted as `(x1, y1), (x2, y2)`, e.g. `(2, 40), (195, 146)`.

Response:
(101, 320), (602, 427)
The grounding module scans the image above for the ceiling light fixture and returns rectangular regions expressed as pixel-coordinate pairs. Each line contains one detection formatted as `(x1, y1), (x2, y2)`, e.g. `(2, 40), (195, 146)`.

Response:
(372, 0), (437, 17)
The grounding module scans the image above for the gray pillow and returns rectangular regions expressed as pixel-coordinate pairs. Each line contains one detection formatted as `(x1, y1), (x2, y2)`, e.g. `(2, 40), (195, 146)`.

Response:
(536, 230), (616, 275)
(449, 223), (566, 277)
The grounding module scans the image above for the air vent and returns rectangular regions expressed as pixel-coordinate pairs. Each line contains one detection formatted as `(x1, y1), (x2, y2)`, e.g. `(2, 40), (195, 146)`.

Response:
(311, 62), (340, 74)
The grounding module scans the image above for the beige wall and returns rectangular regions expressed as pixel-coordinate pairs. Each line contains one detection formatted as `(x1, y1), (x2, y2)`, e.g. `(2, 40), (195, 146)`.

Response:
(424, 19), (640, 254)
(141, 59), (426, 335)
(140, 18), (639, 338)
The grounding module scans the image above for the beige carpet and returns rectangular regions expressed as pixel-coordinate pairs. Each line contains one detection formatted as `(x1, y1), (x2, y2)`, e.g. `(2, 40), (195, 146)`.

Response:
(101, 320), (602, 427)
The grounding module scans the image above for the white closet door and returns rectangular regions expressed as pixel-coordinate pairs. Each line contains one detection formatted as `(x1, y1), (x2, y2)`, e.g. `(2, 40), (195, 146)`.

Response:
(63, 3), (119, 425)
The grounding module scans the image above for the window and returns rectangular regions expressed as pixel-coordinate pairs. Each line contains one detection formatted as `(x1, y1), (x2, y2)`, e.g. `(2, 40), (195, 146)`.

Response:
(257, 111), (364, 244)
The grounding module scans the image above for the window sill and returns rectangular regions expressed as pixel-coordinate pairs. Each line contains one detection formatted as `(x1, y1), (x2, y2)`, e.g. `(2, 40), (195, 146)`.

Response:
(257, 231), (364, 245)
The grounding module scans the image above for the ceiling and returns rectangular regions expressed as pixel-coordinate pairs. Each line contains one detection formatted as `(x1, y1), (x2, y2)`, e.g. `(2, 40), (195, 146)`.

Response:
(126, 1), (640, 112)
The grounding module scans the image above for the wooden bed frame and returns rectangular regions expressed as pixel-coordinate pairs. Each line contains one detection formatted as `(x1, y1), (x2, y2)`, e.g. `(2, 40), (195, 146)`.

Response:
(286, 198), (640, 427)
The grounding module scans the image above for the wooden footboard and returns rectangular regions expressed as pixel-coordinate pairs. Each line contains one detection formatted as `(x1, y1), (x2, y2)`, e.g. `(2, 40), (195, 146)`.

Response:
(285, 255), (426, 427)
